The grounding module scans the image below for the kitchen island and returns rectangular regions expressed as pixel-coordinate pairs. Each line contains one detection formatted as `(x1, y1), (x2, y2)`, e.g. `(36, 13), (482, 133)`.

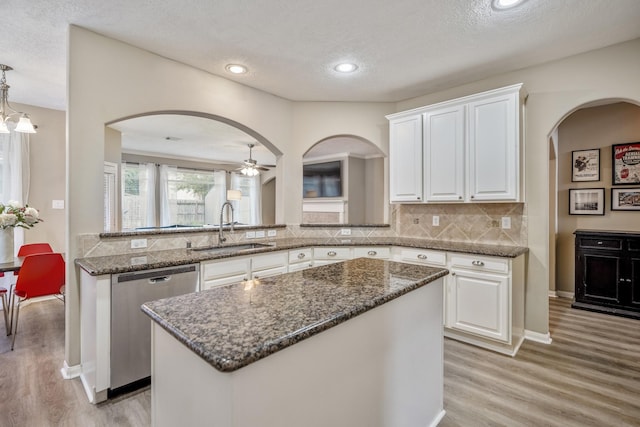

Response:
(142, 257), (448, 427)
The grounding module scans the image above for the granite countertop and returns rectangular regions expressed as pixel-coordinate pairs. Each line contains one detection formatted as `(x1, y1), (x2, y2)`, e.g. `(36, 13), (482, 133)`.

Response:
(75, 236), (528, 276)
(141, 257), (448, 372)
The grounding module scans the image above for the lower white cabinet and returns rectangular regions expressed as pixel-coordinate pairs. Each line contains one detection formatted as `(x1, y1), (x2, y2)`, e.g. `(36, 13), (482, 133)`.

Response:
(288, 248), (313, 272)
(201, 257), (250, 290)
(444, 253), (525, 356)
(313, 247), (352, 266)
(353, 247), (391, 259)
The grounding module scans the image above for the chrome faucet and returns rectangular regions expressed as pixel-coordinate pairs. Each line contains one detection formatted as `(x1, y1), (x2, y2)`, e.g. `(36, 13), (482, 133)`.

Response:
(218, 201), (235, 244)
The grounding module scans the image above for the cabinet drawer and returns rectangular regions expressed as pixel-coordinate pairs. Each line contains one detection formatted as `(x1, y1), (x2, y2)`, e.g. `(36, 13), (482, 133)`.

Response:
(202, 258), (250, 280)
(399, 248), (446, 266)
(449, 254), (509, 274)
(353, 247), (391, 259)
(289, 248), (313, 264)
(578, 237), (622, 250)
(288, 261), (313, 272)
(203, 273), (247, 290)
(313, 247), (352, 260)
(252, 252), (288, 271)
(252, 266), (287, 280)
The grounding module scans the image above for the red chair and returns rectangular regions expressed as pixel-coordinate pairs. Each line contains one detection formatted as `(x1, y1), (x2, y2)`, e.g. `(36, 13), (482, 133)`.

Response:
(10, 253), (65, 350)
(17, 243), (53, 256)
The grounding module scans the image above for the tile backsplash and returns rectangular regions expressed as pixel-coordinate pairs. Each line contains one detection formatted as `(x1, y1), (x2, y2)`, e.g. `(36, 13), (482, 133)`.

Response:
(394, 203), (526, 246)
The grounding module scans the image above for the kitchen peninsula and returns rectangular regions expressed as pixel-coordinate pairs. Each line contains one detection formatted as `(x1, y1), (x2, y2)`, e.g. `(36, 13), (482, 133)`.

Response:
(141, 257), (448, 427)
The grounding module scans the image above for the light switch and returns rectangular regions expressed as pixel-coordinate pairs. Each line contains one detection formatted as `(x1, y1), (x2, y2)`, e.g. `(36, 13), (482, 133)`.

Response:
(255, 230), (266, 238)
(341, 228), (352, 236)
(267, 230), (277, 237)
(432, 216), (440, 226)
(246, 231), (256, 239)
(131, 238), (148, 249)
(52, 199), (65, 209)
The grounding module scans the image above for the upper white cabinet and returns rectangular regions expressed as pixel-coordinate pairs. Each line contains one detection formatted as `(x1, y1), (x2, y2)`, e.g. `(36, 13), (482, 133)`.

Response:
(423, 104), (466, 202)
(386, 83), (524, 203)
(388, 115), (423, 202)
(467, 89), (519, 201)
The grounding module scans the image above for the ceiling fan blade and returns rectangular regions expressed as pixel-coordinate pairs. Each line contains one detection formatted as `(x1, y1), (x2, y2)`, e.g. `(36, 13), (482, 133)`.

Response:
(256, 166), (270, 171)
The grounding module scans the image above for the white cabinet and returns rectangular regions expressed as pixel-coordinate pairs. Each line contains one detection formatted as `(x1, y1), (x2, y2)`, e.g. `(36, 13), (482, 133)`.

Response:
(201, 257), (250, 290)
(395, 247), (447, 267)
(423, 105), (465, 202)
(467, 89), (520, 201)
(444, 253), (525, 356)
(251, 252), (288, 280)
(287, 248), (313, 272)
(388, 115), (423, 202)
(387, 83), (524, 204)
(352, 246), (391, 259)
(313, 247), (352, 266)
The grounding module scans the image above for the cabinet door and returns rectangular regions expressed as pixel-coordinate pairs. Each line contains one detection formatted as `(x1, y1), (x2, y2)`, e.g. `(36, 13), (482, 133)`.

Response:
(424, 105), (465, 202)
(467, 90), (519, 201)
(447, 269), (509, 343)
(627, 256), (640, 309)
(389, 115), (423, 202)
(577, 253), (621, 305)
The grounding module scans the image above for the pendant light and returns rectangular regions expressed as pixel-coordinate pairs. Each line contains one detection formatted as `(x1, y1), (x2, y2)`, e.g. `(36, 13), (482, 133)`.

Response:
(0, 64), (36, 134)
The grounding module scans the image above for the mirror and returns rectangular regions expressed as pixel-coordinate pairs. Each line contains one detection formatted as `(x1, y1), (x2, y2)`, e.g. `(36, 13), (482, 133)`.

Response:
(302, 136), (386, 225)
(104, 113), (279, 232)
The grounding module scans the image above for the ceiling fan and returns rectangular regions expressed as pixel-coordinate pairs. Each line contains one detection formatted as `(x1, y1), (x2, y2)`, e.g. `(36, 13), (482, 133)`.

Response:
(237, 144), (274, 176)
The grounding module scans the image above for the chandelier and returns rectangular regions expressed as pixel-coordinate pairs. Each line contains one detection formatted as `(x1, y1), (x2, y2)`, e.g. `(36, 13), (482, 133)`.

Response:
(0, 64), (36, 134)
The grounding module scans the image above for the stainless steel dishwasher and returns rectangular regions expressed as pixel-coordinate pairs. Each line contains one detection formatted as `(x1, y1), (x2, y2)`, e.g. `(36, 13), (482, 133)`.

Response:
(110, 263), (199, 395)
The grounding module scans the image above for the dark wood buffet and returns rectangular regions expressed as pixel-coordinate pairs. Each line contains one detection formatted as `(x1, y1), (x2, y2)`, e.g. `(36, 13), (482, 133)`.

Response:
(574, 230), (640, 319)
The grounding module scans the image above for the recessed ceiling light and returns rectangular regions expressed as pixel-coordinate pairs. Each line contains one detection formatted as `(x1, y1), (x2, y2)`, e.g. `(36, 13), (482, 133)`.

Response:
(492, 0), (526, 10)
(225, 64), (248, 74)
(334, 63), (358, 73)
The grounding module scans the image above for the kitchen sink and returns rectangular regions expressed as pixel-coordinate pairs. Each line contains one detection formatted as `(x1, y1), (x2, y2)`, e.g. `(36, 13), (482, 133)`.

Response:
(192, 243), (274, 254)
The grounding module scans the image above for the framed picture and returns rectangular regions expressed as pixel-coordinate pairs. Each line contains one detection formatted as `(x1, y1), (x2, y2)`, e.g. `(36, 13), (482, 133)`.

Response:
(569, 188), (605, 215)
(612, 142), (640, 185)
(571, 148), (600, 182)
(611, 187), (640, 211)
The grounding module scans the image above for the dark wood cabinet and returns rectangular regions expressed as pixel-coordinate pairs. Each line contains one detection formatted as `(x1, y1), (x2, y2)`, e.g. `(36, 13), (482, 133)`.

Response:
(574, 230), (640, 319)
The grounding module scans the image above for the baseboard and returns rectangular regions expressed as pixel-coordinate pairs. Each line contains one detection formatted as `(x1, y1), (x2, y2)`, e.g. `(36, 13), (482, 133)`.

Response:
(428, 409), (446, 427)
(60, 361), (82, 379)
(548, 290), (558, 298)
(556, 291), (574, 299)
(524, 329), (552, 345)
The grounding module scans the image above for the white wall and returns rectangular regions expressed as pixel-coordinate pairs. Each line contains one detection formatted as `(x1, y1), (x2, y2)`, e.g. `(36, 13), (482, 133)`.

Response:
(396, 37), (640, 337)
(12, 102), (66, 252)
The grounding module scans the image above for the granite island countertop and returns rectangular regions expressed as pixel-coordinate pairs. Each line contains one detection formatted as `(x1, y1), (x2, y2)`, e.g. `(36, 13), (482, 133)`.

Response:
(141, 257), (448, 372)
(75, 236), (528, 276)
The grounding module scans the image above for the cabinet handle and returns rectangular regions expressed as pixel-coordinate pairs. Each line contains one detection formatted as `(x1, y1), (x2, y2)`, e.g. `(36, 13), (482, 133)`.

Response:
(417, 254), (428, 260)
(451, 272), (456, 276)
(458, 196), (462, 200)
(597, 241), (603, 245)
(417, 197), (421, 200)
(620, 278), (626, 282)
(327, 251), (337, 257)
(626, 279), (632, 283)
(367, 250), (377, 256)
(297, 253), (306, 259)
(470, 195), (475, 199)
(472, 260), (485, 267)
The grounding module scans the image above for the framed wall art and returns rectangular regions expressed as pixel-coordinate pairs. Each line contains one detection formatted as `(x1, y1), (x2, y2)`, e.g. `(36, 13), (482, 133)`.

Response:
(612, 142), (640, 185)
(569, 188), (605, 215)
(571, 148), (600, 182)
(611, 187), (640, 211)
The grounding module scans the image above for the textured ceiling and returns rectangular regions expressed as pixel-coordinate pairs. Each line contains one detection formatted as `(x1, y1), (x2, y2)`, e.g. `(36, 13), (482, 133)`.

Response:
(2, 0), (640, 111)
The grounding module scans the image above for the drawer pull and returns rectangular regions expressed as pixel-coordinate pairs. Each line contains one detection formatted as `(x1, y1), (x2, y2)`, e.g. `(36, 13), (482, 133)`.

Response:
(472, 260), (485, 267)
(417, 254), (428, 260)
(597, 241), (603, 245)
(367, 250), (377, 256)
(327, 251), (337, 257)
(297, 253), (306, 259)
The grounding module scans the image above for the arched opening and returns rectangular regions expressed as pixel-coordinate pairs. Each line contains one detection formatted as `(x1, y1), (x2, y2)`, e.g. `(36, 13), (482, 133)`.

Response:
(302, 135), (386, 224)
(550, 100), (640, 298)
(104, 111), (281, 231)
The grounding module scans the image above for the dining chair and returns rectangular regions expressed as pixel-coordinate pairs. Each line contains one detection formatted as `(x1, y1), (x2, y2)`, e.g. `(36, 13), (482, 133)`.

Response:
(0, 286), (8, 335)
(10, 252), (65, 350)
(17, 243), (53, 257)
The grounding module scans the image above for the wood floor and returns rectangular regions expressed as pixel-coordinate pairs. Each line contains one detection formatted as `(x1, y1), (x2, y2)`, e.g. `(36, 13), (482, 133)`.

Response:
(0, 297), (639, 426)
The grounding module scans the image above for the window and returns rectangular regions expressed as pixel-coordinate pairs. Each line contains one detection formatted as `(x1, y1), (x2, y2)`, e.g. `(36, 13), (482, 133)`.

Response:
(104, 162), (118, 231)
(160, 167), (226, 226)
(121, 162), (156, 230)
(230, 173), (261, 225)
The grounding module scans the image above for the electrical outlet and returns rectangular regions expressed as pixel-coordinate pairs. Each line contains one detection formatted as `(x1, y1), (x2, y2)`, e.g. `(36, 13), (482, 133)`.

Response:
(267, 229), (277, 237)
(501, 217), (511, 229)
(130, 238), (147, 249)
(341, 228), (352, 236)
(246, 231), (256, 239)
(432, 216), (440, 226)
(130, 256), (148, 266)
(52, 199), (65, 209)
(255, 230), (266, 238)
